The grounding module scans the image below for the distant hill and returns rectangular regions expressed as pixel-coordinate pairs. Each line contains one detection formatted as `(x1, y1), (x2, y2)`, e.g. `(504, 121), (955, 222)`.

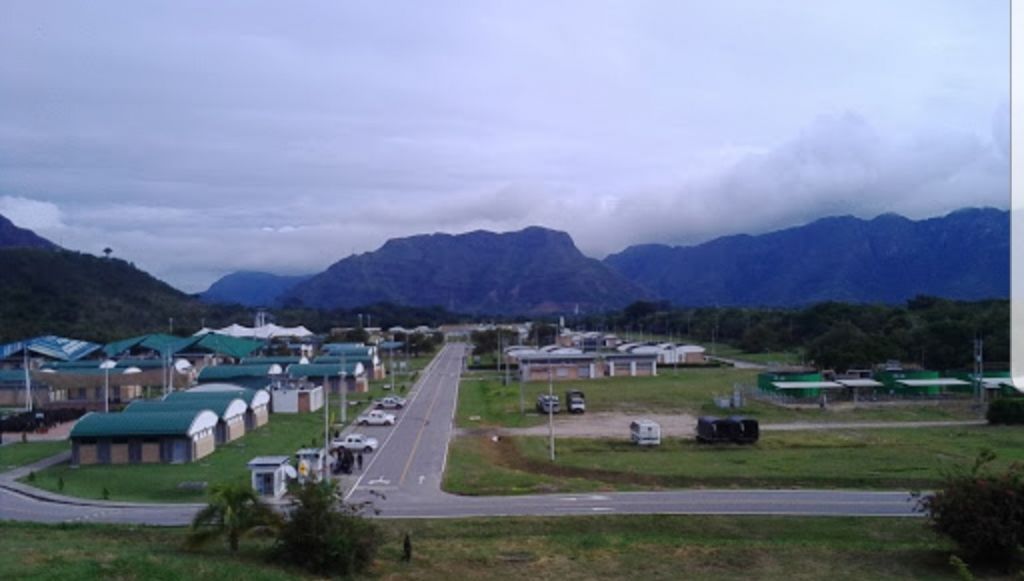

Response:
(604, 207), (1010, 306)
(201, 271), (313, 307)
(0, 248), (208, 343)
(283, 226), (647, 314)
(0, 214), (57, 250)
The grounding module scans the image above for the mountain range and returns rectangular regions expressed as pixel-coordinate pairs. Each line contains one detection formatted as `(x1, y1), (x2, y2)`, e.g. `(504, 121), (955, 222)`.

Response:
(604, 207), (1009, 306)
(202, 208), (1009, 312)
(0, 207), (1010, 319)
(281, 226), (647, 314)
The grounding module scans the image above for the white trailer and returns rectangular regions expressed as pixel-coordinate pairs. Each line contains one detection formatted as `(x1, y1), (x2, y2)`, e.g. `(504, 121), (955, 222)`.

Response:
(630, 419), (661, 446)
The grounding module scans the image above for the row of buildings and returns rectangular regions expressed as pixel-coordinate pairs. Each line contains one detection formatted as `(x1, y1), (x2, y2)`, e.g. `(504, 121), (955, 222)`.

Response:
(502, 341), (708, 382)
(758, 364), (1016, 400)
(0, 331), (392, 411)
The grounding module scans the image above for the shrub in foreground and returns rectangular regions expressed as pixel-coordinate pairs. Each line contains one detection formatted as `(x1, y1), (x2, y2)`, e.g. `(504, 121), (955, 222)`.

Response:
(987, 398), (1024, 425)
(917, 450), (1024, 569)
(273, 481), (381, 576)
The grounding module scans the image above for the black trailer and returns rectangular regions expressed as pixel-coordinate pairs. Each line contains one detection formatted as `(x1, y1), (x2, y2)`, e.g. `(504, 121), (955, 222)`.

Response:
(696, 416), (759, 444)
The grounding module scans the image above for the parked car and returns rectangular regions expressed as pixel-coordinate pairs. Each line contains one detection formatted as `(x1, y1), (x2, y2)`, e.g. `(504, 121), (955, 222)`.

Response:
(536, 394), (560, 414)
(565, 389), (586, 414)
(375, 395), (407, 409)
(696, 416), (759, 444)
(331, 433), (379, 453)
(357, 409), (397, 426)
(630, 419), (661, 446)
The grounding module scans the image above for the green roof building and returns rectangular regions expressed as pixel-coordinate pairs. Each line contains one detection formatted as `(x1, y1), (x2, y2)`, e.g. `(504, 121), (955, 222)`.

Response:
(69, 410), (218, 465)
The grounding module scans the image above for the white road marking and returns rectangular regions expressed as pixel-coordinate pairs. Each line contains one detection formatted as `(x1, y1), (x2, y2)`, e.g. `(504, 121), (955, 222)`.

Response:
(368, 477), (391, 486)
(591, 507), (615, 512)
(418, 475), (425, 484)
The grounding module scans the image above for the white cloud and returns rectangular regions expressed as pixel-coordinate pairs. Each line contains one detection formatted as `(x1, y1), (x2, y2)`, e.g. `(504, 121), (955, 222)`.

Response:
(0, 196), (65, 230)
(0, 1), (1009, 290)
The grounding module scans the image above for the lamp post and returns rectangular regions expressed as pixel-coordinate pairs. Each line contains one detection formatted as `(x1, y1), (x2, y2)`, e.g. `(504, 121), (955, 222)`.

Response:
(99, 360), (117, 413)
(340, 352), (348, 424)
(548, 368), (555, 462)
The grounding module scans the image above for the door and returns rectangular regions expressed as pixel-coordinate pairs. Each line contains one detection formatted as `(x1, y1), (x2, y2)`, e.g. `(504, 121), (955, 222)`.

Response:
(172, 439), (188, 463)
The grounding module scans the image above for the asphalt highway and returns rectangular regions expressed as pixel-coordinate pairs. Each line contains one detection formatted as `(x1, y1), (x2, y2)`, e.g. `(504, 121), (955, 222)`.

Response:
(0, 343), (922, 525)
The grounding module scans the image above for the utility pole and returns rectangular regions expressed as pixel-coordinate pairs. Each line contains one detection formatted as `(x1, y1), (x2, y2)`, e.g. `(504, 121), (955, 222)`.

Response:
(340, 352), (348, 423)
(23, 349), (31, 412)
(974, 337), (984, 404)
(324, 379), (330, 477)
(519, 365), (525, 415)
(548, 368), (555, 461)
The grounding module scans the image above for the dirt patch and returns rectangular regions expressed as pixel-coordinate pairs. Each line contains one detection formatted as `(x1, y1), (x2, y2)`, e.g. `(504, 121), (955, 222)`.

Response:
(466, 412), (698, 439)
(1, 421), (74, 444)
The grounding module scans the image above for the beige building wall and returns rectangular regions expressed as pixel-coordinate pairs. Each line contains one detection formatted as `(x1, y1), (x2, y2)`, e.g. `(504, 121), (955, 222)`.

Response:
(226, 417), (245, 442)
(194, 434), (215, 460)
(142, 443), (160, 463)
(110, 443), (129, 464)
(77, 444), (97, 465)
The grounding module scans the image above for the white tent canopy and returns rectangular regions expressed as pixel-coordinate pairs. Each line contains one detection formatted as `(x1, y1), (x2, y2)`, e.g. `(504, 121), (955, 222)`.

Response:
(896, 379), (970, 387)
(772, 381), (845, 390)
(836, 379), (884, 388)
(202, 324), (314, 340)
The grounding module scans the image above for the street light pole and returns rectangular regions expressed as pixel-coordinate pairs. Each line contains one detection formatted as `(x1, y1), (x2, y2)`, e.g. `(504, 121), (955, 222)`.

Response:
(340, 353), (348, 424)
(100, 360), (117, 413)
(548, 369), (555, 462)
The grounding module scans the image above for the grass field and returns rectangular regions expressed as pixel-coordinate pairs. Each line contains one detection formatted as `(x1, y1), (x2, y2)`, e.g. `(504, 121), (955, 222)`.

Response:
(456, 368), (982, 429)
(444, 425), (1024, 495)
(711, 343), (803, 365)
(0, 516), (982, 580)
(0, 440), (68, 471)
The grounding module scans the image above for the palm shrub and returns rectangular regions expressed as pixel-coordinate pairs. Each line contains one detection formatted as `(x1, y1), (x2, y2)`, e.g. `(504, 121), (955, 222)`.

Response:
(273, 481), (381, 576)
(187, 482), (280, 552)
(917, 450), (1024, 569)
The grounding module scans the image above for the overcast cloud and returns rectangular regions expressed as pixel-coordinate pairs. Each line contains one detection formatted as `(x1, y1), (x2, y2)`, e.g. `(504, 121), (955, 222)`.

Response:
(0, 1), (1009, 291)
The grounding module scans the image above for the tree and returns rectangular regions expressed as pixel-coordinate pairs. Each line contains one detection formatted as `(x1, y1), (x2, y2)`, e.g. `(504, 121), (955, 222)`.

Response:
(916, 451), (1024, 570)
(102, 247), (112, 259)
(186, 483), (280, 553)
(273, 481), (382, 576)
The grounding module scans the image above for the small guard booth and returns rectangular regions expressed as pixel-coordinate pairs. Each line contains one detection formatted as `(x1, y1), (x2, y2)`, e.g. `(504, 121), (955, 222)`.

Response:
(247, 455), (294, 498)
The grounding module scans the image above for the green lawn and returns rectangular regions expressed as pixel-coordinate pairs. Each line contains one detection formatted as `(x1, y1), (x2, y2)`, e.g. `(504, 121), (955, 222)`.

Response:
(0, 516), (977, 580)
(456, 368), (982, 429)
(0, 440), (68, 471)
(445, 425), (1024, 495)
(712, 343), (803, 365)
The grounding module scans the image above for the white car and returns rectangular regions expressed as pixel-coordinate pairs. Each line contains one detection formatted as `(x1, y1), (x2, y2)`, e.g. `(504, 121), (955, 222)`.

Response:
(331, 433), (379, 453)
(375, 395), (407, 409)
(356, 409), (396, 426)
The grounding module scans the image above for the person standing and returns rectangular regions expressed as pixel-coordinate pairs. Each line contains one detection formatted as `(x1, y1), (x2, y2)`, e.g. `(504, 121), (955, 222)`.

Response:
(402, 532), (412, 563)
(357, 452), (364, 471)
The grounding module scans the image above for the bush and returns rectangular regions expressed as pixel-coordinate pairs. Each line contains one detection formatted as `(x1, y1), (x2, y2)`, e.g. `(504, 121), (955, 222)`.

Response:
(917, 450), (1024, 569)
(273, 481), (381, 576)
(987, 398), (1024, 425)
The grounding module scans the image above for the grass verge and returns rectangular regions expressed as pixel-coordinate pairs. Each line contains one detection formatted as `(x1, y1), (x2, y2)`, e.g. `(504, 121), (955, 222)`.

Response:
(0, 440), (68, 471)
(0, 516), (973, 580)
(445, 425), (1024, 495)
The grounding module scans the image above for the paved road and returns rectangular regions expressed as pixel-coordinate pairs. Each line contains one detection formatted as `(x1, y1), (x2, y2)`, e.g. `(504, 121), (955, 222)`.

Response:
(345, 342), (467, 506)
(0, 343), (923, 524)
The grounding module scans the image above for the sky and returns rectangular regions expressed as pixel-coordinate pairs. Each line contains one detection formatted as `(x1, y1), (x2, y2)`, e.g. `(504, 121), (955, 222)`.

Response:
(0, 1), (1010, 292)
